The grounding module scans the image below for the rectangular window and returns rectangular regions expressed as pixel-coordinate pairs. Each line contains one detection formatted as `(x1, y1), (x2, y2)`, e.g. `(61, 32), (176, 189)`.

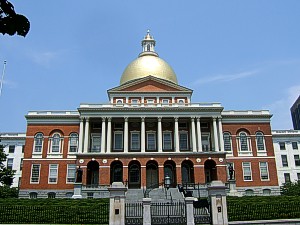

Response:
(279, 142), (286, 150)
(48, 164), (58, 184)
(223, 133), (232, 151)
(259, 162), (269, 180)
(114, 132), (123, 150)
(91, 135), (101, 152)
(292, 142), (298, 150)
(281, 155), (288, 167)
(9, 145), (15, 153)
(146, 99), (154, 106)
(294, 155), (300, 166)
(162, 99), (169, 105)
(202, 134), (210, 151)
(7, 158), (13, 170)
(131, 132), (140, 150)
(242, 162), (252, 181)
(67, 164), (76, 183)
(284, 173), (291, 183)
(22, 145), (25, 153)
(30, 164), (41, 183)
(147, 132), (156, 150)
(69, 135), (78, 153)
(179, 132), (188, 150)
(20, 158), (23, 171)
(131, 99), (139, 106)
(163, 132), (172, 150)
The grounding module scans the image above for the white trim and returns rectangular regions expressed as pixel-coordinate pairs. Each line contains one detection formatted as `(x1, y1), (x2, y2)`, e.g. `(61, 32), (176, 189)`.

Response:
(242, 162), (252, 181)
(113, 131), (124, 151)
(66, 164), (76, 184)
(259, 161), (270, 181)
(30, 164), (41, 184)
(48, 164), (59, 184)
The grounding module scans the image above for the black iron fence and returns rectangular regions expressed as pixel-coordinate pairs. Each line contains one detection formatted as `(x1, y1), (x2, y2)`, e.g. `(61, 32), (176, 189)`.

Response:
(0, 204), (109, 224)
(125, 202), (143, 225)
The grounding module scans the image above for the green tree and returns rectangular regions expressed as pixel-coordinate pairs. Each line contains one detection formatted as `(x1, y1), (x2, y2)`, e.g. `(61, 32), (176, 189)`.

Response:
(0, 144), (15, 186)
(0, 0), (30, 37)
(280, 181), (300, 196)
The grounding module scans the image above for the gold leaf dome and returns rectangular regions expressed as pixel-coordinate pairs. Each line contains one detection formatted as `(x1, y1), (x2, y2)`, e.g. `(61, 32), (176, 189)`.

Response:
(120, 30), (178, 85)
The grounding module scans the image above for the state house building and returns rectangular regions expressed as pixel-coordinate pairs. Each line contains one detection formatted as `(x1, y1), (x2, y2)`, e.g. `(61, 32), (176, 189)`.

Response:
(19, 31), (279, 198)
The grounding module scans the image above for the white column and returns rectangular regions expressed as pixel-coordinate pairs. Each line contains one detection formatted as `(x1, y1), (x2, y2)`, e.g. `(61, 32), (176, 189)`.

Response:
(124, 117), (128, 153)
(106, 117), (112, 153)
(158, 117), (162, 152)
(78, 118), (84, 153)
(191, 117), (197, 152)
(196, 117), (202, 152)
(141, 117), (145, 152)
(174, 117), (180, 152)
(101, 117), (106, 153)
(213, 117), (219, 151)
(218, 117), (224, 151)
(83, 117), (90, 153)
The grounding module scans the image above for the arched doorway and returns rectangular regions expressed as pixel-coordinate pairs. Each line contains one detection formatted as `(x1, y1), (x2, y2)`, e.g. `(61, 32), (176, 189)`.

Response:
(204, 159), (217, 183)
(164, 160), (177, 188)
(110, 161), (123, 184)
(181, 160), (194, 184)
(146, 160), (159, 188)
(86, 160), (99, 186)
(128, 161), (141, 189)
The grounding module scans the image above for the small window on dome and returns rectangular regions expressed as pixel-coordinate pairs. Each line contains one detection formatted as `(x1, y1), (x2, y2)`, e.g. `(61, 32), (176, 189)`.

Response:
(147, 44), (150, 51)
(178, 99), (185, 106)
(116, 99), (123, 106)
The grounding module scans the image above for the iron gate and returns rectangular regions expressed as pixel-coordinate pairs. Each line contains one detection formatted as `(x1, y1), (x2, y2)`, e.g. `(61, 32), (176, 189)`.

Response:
(125, 202), (143, 225)
(151, 201), (186, 225)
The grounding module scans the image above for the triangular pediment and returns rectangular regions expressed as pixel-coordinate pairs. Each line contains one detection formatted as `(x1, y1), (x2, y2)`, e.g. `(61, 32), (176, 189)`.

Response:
(108, 75), (193, 93)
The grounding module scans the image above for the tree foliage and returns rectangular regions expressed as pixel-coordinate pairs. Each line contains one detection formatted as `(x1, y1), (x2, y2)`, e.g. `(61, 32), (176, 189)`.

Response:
(0, 144), (15, 186)
(0, 0), (30, 37)
(0, 185), (18, 198)
(280, 181), (300, 196)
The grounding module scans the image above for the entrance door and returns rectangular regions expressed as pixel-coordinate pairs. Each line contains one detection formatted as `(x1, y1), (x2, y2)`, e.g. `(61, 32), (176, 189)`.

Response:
(164, 161), (177, 188)
(181, 160), (194, 184)
(128, 162), (141, 189)
(87, 161), (99, 187)
(146, 163), (158, 188)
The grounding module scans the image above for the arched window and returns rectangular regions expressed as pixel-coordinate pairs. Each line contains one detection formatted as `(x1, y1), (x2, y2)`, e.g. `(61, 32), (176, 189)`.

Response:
(50, 133), (61, 153)
(238, 132), (250, 152)
(65, 192), (73, 198)
(33, 133), (43, 153)
(147, 44), (150, 51)
(263, 189), (271, 196)
(256, 132), (265, 151)
(69, 133), (78, 153)
(245, 189), (254, 196)
(223, 132), (232, 152)
(48, 192), (56, 199)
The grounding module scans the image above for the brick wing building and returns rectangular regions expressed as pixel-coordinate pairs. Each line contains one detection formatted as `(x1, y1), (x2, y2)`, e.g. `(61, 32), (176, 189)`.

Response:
(19, 31), (279, 198)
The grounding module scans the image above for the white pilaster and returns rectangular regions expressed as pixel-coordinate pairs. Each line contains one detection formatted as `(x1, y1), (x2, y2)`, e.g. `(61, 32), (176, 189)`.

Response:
(213, 117), (219, 151)
(196, 117), (202, 152)
(101, 117), (106, 153)
(191, 117), (197, 152)
(106, 117), (112, 153)
(141, 117), (145, 152)
(158, 117), (162, 152)
(78, 118), (84, 153)
(124, 117), (128, 153)
(174, 117), (180, 152)
(218, 117), (224, 151)
(83, 117), (90, 153)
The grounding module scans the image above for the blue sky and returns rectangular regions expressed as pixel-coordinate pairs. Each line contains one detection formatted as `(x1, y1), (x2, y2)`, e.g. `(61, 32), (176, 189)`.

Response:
(1, 0), (300, 132)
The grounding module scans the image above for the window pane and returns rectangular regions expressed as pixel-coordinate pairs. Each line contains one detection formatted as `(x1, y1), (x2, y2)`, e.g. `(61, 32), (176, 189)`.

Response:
(243, 162), (252, 180)
(147, 133), (156, 150)
(9, 145), (15, 153)
(292, 142), (298, 150)
(256, 133), (265, 151)
(131, 133), (140, 150)
(92, 135), (101, 152)
(294, 155), (300, 166)
(7, 158), (13, 170)
(52, 134), (60, 153)
(223, 133), (232, 151)
(179, 133), (188, 150)
(279, 142), (286, 150)
(69, 133), (78, 152)
(281, 155), (288, 167)
(163, 132), (172, 150)
(31, 164), (40, 183)
(49, 164), (58, 183)
(284, 173), (291, 183)
(114, 133), (123, 150)
(67, 164), (76, 183)
(240, 133), (248, 151)
(260, 162), (269, 180)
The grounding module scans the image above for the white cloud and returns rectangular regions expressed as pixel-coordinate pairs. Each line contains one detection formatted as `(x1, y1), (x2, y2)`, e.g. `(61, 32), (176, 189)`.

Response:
(193, 70), (259, 85)
(29, 49), (69, 67)
(264, 84), (300, 130)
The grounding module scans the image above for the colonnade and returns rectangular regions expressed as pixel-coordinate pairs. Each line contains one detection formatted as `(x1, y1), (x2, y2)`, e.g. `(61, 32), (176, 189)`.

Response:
(78, 116), (224, 153)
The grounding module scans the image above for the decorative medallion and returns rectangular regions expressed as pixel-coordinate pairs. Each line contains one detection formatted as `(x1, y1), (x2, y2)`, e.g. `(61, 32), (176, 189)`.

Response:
(168, 157), (171, 160)
(102, 159), (107, 164)
(185, 157), (189, 160)
(208, 157), (212, 160)
(79, 159), (84, 164)
(219, 158), (224, 163)
(115, 158), (119, 161)
(133, 158), (137, 160)
(196, 158), (201, 163)
(92, 158), (95, 161)
(151, 158), (154, 160)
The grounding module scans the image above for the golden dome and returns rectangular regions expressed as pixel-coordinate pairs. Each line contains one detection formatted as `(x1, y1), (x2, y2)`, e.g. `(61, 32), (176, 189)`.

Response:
(120, 31), (178, 85)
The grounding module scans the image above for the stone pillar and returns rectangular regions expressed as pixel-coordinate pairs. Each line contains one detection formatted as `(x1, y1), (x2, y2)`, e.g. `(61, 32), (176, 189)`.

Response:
(78, 118), (84, 153)
(141, 117), (145, 152)
(218, 117), (224, 152)
(191, 117), (197, 152)
(108, 182), (127, 225)
(101, 117), (106, 153)
(213, 118), (219, 151)
(185, 197), (195, 225)
(107, 117), (112, 153)
(158, 117), (162, 152)
(124, 117), (128, 153)
(196, 117), (202, 152)
(174, 117), (180, 152)
(72, 183), (83, 199)
(143, 198), (151, 225)
(208, 181), (228, 225)
(83, 117), (90, 153)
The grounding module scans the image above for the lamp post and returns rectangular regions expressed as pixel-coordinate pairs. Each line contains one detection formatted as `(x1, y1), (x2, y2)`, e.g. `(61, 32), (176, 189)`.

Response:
(164, 174), (171, 199)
